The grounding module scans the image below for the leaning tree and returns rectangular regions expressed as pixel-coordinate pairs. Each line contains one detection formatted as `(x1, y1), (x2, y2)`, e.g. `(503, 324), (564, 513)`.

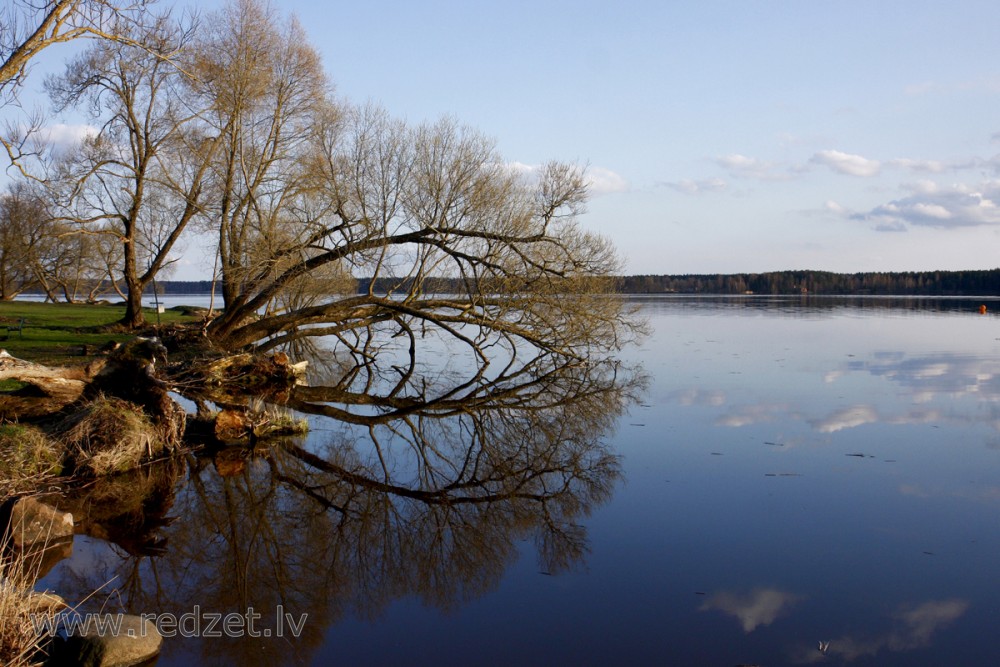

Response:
(189, 0), (640, 368)
(204, 108), (638, 364)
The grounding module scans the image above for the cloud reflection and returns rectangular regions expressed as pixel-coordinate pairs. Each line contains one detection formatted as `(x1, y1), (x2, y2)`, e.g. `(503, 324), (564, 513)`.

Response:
(699, 587), (802, 633)
(716, 403), (791, 427)
(848, 354), (1000, 400)
(673, 388), (727, 407)
(810, 405), (942, 433)
(792, 598), (969, 663)
(810, 405), (879, 433)
(675, 349), (1000, 437)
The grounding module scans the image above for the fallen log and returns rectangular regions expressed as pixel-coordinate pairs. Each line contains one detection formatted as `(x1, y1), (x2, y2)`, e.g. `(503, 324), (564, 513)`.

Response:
(0, 351), (102, 419)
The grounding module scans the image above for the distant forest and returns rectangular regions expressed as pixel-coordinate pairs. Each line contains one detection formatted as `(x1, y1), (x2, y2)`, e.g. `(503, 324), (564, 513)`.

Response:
(617, 269), (1000, 295)
(145, 269), (1000, 297)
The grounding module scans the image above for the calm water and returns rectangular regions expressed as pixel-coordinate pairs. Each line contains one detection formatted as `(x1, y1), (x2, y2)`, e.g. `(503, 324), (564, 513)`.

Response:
(38, 296), (1000, 665)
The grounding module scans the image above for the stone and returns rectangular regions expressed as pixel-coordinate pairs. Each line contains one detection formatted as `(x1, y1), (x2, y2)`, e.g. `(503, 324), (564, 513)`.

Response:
(26, 591), (68, 615)
(5, 497), (74, 550)
(44, 613), (162, 667)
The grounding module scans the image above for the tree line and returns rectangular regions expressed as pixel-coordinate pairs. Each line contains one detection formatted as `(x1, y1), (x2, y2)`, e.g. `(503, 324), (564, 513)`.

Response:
(618, 270), (1000, 296)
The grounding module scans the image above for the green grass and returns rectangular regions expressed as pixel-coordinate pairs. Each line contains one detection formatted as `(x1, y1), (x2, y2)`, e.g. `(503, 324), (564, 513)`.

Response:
(0, 301), (198, 364)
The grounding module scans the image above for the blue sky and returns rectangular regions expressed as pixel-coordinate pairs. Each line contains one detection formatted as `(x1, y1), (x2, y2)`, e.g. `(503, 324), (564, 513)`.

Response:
(13, 0), (1000, 278)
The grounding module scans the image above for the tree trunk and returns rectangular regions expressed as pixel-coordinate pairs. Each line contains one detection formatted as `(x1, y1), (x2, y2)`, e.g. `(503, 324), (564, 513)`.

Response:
(122, 285), (145, 328)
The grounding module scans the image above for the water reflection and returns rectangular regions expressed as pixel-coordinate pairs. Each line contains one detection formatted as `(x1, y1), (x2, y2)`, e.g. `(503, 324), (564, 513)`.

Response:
(670, 348), (1000, 436)
(790, 598), (970, 664)
(41, 351), (642, 666)
(699, 588), (803, 633)
(36, 298), (1000, 665)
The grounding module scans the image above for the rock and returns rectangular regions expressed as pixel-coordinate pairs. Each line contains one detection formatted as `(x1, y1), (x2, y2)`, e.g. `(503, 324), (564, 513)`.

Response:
(44, 613), (162, 667)
(26, 591), (68, 615)
(19, 538), (73, 580)
(2, 497), (75, 579)
(5, 497), (74, 550)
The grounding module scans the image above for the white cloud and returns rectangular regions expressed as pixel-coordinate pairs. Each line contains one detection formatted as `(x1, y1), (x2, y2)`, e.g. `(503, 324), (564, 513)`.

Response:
(811, 150), (881, 177)
(40, 123), (98, 155)
(664, 178), (728, 195)
(889, 158), (946, 173)
(700, 588), (802, 633)
(585, 166), (629, 195)
(855, 180), (1000, 229)
(824, 200), (848, 215)
(715, 153), (792, 181)
(718, 153), (759, 170)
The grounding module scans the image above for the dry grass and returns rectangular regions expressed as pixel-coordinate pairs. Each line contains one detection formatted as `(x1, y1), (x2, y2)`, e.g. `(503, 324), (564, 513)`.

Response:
(50, 396), (163, 476)
(0, 425), (62, 500)
(0, 567), (46, 666)
(0, 425), (67, 665)
(0, 514), (69, 667)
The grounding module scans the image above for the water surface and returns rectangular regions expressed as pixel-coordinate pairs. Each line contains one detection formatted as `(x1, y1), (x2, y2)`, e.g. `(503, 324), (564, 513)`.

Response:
(39, 296), (1000, 665)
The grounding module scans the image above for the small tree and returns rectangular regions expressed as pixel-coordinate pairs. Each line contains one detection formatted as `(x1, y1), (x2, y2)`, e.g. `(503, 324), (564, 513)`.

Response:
(0, 181), (46, 299)
(47, 11), (214, 326)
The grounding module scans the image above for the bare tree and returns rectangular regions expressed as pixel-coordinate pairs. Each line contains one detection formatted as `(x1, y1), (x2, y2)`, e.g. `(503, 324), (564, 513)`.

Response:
(188, 0), (330, 313)
(47, 11), (214, 326)
(0, 0), (149, 90)
(202, 103), (638, 364)
(0, 0), (151, 170)
(0, 179), (116, 302)
(0, 180), (46, 299)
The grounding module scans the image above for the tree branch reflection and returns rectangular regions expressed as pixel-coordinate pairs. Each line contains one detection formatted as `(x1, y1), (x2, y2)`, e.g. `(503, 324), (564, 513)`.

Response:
(47, 345), (644, 666)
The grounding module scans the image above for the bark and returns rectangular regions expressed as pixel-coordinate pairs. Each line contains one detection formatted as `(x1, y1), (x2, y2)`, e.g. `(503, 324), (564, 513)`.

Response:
(0, 351), (98, 418)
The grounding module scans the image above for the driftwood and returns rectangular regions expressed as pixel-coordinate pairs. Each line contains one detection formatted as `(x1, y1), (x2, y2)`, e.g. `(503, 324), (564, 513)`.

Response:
(0, 351), (102, 419)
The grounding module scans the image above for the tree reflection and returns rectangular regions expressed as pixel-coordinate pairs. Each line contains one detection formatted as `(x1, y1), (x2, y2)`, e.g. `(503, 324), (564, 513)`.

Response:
(47, 342), (643, 666)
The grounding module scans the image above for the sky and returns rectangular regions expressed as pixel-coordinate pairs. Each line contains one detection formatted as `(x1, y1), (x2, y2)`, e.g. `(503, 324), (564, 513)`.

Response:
(11, 0), (1000, 278)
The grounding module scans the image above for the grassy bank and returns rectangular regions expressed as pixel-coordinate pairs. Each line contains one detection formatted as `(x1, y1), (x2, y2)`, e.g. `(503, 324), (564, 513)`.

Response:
(0, 301), (199, 365)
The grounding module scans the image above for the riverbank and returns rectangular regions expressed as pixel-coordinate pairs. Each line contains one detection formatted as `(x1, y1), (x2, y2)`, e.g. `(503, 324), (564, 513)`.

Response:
(0, 301), (297, 666)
